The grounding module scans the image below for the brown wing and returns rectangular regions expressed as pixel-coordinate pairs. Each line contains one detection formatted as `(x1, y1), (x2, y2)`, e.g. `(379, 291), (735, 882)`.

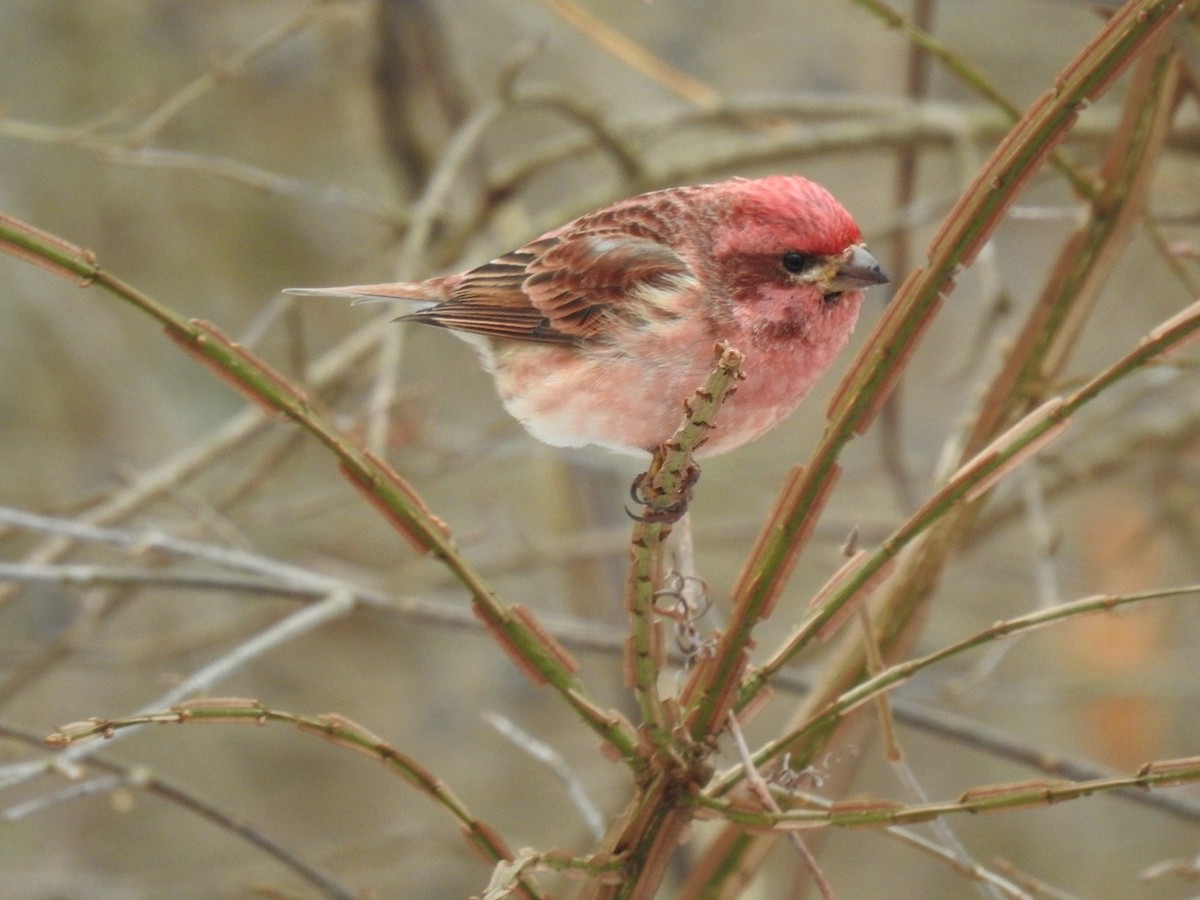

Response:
(401, 231), (695, 344)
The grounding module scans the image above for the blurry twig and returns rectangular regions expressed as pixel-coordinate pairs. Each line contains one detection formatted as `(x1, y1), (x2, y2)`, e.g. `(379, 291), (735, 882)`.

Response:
(6, 555), (1200, 825)
(850, 0), (1096, 198)
(715, 581), (1200, 794)
(373, 0), (470, 196)
(0, 0), (403, 226)
(0, 123), (403, 222)
(365, 51), (521, 454)
(749, 295), (1200, 702)
(484, 712), (605, 840)
(45, 701), (546, 900)
(125, 0), (335, 146)
(949, 463), (1063, 696)
(0, 725), (356, 900)
(859, 598), (1004, 900)
(0, 314), (386, 612)
(537, 0), (719, 107)
(877, 0), (937, 514)
(725, 0), (1187, 727)
(515, 89), (644, 183)
(0, 562), (302, 597)
(0, 212), (642, 768)
(727, 712), (836, 899)
(5, 772), (128, 820)
(0, 588), (353, 790)
(394, 42), (548, 277)
(0, 507), (364, 593)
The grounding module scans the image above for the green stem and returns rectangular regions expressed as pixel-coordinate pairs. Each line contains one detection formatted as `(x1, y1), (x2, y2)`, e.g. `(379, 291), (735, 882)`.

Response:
(0, 212), (642, 768)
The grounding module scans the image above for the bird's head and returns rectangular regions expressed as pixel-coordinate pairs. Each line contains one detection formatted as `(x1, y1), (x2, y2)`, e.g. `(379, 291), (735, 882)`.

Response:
(708, 175), (887, 342)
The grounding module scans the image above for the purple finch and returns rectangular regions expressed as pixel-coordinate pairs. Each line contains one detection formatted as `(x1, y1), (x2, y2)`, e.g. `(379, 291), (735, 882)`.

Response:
(291, 175), (887, 456)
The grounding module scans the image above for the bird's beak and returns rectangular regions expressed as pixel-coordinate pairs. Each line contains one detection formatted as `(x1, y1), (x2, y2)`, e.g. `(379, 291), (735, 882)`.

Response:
(827, 244), (889, 292)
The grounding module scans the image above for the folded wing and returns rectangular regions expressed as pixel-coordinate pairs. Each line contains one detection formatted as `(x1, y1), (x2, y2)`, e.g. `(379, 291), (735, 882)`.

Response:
(402, 230), (697, 344)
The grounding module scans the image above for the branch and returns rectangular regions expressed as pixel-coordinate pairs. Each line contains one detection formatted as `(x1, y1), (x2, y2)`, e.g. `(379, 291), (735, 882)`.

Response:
(46, 700), (548, 900)
(714, 0), (1188, 734)
(0, 212), (642, 768)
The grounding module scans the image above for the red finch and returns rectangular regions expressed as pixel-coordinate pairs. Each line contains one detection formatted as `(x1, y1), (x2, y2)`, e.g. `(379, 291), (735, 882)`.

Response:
(290, 175), (887, 456)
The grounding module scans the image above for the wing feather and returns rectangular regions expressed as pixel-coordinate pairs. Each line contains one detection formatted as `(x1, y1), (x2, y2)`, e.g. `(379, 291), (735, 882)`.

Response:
(401, 229), (696, 343)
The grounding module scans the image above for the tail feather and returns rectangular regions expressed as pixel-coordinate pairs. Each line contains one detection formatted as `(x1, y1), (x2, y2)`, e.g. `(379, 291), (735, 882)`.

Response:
(283, 280), (446, 303)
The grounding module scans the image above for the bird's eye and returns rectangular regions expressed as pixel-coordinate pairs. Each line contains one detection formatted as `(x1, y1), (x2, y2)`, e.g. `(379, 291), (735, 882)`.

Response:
(781, 251), (817, 274)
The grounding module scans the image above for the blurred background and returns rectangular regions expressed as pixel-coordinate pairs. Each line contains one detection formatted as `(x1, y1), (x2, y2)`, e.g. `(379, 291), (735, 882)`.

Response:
(2, 1), (1199, 897)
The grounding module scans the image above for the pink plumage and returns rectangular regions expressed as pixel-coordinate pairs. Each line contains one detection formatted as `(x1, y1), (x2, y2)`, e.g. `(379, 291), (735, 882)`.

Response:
(290, 175), (887, 456)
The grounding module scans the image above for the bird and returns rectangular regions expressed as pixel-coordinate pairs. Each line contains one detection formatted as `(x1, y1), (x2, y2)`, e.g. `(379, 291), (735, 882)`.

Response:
(289, 175), (887, 457)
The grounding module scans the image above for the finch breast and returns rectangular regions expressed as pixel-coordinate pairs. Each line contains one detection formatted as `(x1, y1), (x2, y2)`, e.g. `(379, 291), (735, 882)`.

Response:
(486, 282), (864, 457)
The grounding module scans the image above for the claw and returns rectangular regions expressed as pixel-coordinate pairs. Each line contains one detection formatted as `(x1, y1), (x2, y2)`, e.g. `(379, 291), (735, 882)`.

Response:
(624, 502), (688, 525)
(626, 462), (702, 525)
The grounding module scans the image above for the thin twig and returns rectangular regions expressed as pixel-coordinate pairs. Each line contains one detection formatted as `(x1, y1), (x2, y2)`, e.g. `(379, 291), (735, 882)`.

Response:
(7, 556), (1200, 826)
(951, 463), (1063, 694)
(715, 581), (1200, 793)
(0, 119), (403, 224)
(0, 312), (390, 612)
(44, 701), (546, 900)
(537, 0), (720, 107)
(125, 0), (332, 146)
(0, 725), (356, 900)
(727, 712), (837, 900)
(699, 752), (1200, 828)
(3, 589), (353, 787)
(484, 712), (605, 840)
(0, 212), (644, 767)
